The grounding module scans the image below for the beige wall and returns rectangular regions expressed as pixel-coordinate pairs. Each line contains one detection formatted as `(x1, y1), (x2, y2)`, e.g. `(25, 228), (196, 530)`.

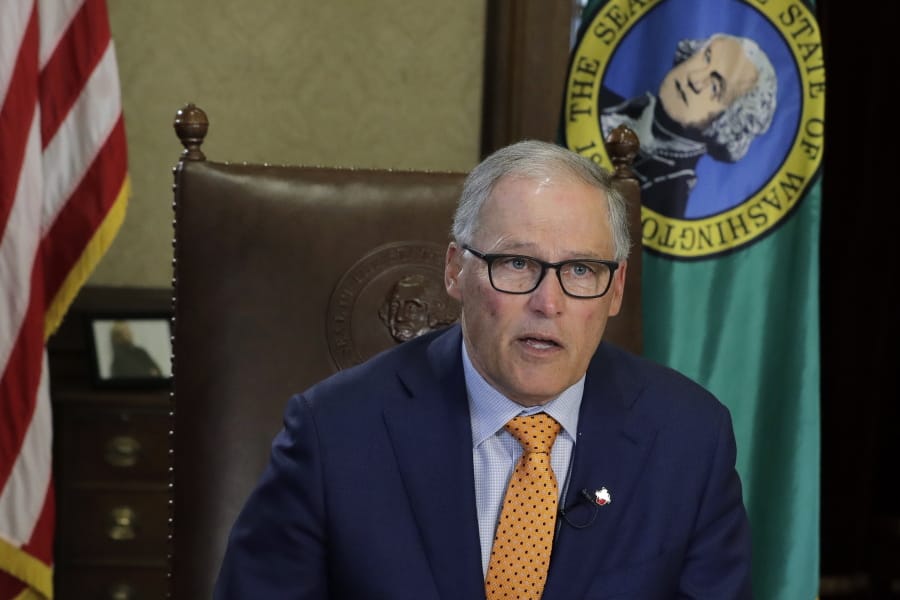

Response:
(90, 0), (486, 288)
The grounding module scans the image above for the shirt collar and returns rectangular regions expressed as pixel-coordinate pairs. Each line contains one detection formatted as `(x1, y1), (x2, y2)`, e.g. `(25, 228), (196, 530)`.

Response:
(463, 341), (583, 448)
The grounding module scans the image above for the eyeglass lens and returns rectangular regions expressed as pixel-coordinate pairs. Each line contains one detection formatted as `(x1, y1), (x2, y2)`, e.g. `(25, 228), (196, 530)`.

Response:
(489, 256), (611, 297)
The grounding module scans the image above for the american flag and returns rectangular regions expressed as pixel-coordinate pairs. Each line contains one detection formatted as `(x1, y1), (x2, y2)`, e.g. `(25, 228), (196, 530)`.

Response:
(0, 0), (129, 596)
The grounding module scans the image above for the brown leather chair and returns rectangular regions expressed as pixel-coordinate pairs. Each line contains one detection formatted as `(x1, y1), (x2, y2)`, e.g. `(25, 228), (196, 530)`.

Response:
(168, 103), (642, 598)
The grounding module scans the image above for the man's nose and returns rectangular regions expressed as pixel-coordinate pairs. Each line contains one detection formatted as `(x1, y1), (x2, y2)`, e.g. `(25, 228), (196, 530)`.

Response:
(527, 269), (565, 316)
(687, 68), (710, 94)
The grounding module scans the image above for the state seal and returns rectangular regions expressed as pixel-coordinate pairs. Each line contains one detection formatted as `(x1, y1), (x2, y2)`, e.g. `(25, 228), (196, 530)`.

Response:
(564, 0), (824, 259)
(326, 241), (460, 369)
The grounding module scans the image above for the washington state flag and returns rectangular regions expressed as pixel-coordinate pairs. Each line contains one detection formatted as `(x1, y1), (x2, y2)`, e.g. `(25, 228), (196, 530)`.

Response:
(562, 1), (824, 598)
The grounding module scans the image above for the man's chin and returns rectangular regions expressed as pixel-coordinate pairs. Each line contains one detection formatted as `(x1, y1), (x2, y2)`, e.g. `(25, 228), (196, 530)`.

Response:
(505, 374), (573, 407)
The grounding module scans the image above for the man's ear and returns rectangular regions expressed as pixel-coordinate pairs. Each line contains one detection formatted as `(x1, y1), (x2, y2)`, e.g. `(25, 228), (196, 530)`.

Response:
(445, 242), (463, 301)
(606, 260), (627, 316)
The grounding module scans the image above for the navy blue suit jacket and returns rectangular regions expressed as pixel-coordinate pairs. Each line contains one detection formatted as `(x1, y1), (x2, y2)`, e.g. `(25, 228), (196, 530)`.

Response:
(214, 325), (751, 599)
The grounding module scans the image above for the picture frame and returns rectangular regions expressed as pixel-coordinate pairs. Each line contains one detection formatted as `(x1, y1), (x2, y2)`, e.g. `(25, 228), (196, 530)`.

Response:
(87, 313), (173, 388)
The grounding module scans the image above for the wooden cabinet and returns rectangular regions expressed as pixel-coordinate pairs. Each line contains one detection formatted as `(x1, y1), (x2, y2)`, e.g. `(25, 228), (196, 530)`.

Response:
(48, 286), (171, 599)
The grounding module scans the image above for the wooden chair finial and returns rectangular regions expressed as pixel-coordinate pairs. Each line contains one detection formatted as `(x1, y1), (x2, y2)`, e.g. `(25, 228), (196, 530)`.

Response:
(174, 103), (209, 161)
(606, 124), (639, 179)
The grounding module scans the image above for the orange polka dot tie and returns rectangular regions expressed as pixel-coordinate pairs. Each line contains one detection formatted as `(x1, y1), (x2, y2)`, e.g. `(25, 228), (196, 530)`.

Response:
(485, 413), (561, 600)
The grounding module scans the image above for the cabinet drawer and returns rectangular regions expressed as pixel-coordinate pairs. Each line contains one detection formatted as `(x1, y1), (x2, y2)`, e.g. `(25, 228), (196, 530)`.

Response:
(56, 489), (169, 560)
(56, 406), (168, 482)
(55, 565), (167, 600)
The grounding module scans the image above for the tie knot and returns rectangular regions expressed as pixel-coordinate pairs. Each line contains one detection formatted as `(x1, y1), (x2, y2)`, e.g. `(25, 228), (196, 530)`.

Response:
(505, 413), (560, 454)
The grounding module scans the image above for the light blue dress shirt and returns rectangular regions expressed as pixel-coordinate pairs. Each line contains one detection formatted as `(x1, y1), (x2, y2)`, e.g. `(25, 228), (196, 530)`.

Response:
(463, 343), (584, 576)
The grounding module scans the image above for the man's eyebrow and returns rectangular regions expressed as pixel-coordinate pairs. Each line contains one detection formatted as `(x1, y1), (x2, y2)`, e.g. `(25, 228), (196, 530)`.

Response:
(491, 241), (606, 260)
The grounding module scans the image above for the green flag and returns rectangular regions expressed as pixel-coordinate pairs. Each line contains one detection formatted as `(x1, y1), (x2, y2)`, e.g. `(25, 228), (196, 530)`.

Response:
(562, 1), (823, 598)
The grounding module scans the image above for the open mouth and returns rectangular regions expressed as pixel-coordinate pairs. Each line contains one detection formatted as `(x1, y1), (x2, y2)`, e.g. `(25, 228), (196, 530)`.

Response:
(520, 336), (561, 351)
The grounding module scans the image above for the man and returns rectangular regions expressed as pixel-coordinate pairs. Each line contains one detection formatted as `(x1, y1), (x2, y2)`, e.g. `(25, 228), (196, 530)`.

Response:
(378, 273), (459, 343)
(109, 320), (162, 378)
(601, 33), (777, 217)
(213, 140), (752, 598)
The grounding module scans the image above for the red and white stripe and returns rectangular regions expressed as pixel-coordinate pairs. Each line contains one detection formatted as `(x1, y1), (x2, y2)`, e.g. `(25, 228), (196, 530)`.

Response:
(0, 0), (129, 596)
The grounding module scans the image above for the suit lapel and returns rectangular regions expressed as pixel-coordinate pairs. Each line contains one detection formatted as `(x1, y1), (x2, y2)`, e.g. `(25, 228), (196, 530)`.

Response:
(382, 334), (658, 599)
(543, 343), (658, 598)
(383, 326), (485, 600)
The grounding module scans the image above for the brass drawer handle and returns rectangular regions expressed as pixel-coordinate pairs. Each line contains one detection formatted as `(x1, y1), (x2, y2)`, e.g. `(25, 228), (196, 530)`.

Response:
(107, 506), (138, 540)
(105, 435), (142, 467)
(107, 582), (135, 600)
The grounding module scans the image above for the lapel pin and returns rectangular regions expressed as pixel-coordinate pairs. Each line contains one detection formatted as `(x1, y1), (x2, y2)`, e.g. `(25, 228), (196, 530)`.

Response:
(593, 487), (612, 506)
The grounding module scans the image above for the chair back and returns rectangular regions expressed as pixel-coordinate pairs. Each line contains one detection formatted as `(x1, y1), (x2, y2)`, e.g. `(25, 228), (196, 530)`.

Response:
(168, 103), (642, 598)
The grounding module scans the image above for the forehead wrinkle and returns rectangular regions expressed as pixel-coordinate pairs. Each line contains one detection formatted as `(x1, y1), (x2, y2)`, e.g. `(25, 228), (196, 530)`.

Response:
(473, 176), (614, 260)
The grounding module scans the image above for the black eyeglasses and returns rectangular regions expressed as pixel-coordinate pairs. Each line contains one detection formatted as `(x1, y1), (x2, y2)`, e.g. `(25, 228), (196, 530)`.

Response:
(463, 245), (619, 299)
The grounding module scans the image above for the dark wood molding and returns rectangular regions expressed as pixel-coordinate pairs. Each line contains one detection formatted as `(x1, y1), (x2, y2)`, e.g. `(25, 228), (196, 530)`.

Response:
(480, 1), (578, 157)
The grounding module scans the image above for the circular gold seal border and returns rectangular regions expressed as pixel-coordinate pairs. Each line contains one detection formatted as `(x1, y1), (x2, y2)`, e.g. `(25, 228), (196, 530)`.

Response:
(564, 0), (825, 259)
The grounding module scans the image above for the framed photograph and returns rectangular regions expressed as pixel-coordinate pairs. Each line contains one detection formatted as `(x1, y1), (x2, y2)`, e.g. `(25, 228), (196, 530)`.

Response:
(88, 314), (172, 388)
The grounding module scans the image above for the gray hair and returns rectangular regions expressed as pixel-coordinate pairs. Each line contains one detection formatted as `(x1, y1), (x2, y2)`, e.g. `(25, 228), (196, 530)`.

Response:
(451, 140), (631, 262)
(674, 33), (778, 162)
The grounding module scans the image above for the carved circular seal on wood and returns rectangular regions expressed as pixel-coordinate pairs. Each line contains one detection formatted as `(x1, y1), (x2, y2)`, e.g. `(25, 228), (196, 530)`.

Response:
(326, 241), (460, 370)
